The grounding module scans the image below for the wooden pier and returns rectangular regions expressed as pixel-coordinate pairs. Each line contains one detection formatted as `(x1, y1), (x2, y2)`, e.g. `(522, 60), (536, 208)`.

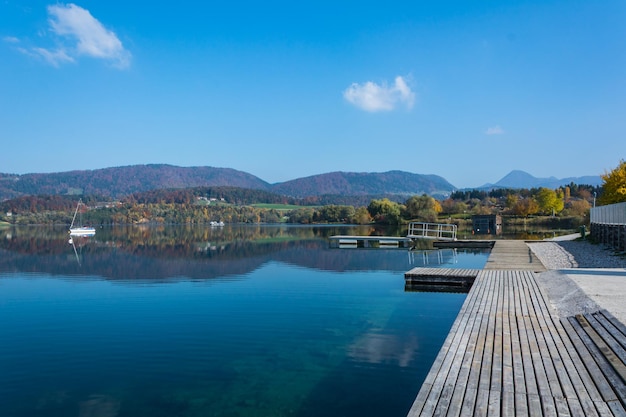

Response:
(404, 268), (480, 291)
(407, 241), (626, 416)
(328, 235), (411, 248)
(484, 240), (546, 272)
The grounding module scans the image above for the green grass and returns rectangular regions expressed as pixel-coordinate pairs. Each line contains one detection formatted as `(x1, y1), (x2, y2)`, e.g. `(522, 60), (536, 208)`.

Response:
(251, 204), (305, 210)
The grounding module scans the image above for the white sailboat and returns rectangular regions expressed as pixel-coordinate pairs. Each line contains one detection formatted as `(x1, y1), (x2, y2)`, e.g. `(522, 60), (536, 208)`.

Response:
(69, 199), (96, 237)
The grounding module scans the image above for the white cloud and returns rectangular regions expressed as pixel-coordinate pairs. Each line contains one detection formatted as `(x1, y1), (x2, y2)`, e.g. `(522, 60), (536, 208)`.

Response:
(343, 76), (415, 112)
(31, 46), (75, 67)
(47, 3), (131, 68)
(485, 125), (504, 135)
(2, 36), (20, 44)
(11, 3), (131, 68)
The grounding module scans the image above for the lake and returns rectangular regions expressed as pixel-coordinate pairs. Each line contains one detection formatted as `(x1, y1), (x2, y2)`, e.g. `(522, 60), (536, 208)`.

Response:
(0, 225), (489, 417)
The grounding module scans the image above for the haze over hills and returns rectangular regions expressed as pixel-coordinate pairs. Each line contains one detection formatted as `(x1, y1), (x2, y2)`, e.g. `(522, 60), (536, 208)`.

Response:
(0, 164), (602, 202)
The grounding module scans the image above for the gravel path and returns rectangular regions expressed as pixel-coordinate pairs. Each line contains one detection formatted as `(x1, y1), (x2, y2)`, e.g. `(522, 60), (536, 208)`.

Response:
(528, 239), (626, 269)
(528, 239), (626, 321)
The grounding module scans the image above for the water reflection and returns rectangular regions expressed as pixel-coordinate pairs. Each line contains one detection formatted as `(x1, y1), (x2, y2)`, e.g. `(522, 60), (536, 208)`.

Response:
(0, 225), (482, 417)
(348, 331), (418, 367)
(0, 225), (489, 282)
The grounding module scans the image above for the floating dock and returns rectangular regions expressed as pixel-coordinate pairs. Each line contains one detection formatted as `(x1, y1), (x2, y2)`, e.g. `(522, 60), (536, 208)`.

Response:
(433, 240), (494, 249)
(328, 235), (412, 248)
(404, 268), (480, 290)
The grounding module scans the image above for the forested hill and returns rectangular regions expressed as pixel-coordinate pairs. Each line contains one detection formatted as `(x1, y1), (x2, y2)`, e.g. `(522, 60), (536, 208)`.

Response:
(0, 165), (455, 201)
(271, 171), (455, 198)
(0, 165), (271, 200)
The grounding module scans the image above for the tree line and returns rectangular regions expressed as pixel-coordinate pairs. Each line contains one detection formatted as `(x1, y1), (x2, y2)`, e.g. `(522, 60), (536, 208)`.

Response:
(4, 158), (625, 226)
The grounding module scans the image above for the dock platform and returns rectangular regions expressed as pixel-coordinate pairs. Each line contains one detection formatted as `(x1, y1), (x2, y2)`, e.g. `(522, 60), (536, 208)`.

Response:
(328, 235), (411, 248)
(404, 268), (480, 290)
(484, 240), (546, 272)
(407, 241), (626, 416)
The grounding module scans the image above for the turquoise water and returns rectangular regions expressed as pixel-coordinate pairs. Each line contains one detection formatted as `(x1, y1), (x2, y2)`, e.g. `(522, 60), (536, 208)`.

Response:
(0, 226), (488, 417)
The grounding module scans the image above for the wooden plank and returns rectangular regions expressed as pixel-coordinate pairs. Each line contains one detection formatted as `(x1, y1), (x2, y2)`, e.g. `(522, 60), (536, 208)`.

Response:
(490, 271), (505, 394)
(431, 275), (492, 416)
(501, 390), (515, 416)
(487, 389), (501, 417)
(592, 312), (626, 364)
(607, 400), (626, 417)
(446, 273), (495, 417)
(518, 278), (545, 399)
(554, 397), (571, 416)
(523, 271), (567, 400)
(560, 317), (615, 405)
(461, 271), (500, 414)
(551, 309), (606, 406)
(510, 272), (531, 417)
(585, 313), (626, 382)
(521, 273), (557, 400)
(502, 271), (515, 405)
(575, 314), (626, 404)
(598, 310), (626, 342)
(478, 271), (499, 395)
(509, 271), (529, 394)
(565, 316), (620, 403)
(531, 296), (594, 405)
(515, 392), (529, 417)
(566, 398), (588, 417)
(474, 388), (490, 416)
(540, 394), (557, 416)
(524, 271), (606, 415)
(527, 393), (543, 417)
(408, 266), (491, 416)
(487, 270), (507, 416)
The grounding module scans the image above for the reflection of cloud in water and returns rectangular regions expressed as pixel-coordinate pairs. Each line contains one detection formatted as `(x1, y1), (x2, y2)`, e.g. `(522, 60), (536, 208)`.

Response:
(79, 394), (120, 417)
(348, 332), (418, 367)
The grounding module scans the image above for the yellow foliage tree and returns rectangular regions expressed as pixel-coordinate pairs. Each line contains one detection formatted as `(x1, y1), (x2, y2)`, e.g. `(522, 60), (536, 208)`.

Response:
(599, 160), (626, 205)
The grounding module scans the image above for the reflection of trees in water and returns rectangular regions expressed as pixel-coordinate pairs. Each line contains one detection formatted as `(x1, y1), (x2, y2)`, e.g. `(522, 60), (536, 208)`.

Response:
(0, 225), (413, 281)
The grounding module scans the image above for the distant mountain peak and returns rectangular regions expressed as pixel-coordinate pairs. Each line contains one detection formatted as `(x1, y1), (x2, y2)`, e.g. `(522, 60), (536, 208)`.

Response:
(487, 170), (602, 189)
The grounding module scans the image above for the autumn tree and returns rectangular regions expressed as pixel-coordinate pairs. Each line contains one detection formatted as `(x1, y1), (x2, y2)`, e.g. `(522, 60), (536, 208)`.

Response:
(511, 197), (539, 217)
(535, 187), (564, 215)
(367, 198), (403, 224)
(403, 194), (441, 222)
(505, 194), (519, 211)
(352, 207), (372, 224)
(599, 160), (626, 205)
(562, 199), (591, 217)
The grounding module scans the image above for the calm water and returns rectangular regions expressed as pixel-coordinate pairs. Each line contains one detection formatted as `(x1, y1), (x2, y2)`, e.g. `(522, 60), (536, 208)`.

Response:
(0, 225), (488, 417)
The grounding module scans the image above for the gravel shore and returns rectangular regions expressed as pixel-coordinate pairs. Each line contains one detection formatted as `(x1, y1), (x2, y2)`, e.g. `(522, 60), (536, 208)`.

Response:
(528, 239), (626, 321)
(528, 239), (626, 269)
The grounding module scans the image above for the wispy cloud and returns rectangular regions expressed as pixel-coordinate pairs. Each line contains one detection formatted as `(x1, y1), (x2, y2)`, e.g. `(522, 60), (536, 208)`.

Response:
(343, 76), (415, 112)
(2, 36), (20, 44)
(9, 3), (131, 68)
(485, 125), (504, 135)
(31, 46), (75, 66)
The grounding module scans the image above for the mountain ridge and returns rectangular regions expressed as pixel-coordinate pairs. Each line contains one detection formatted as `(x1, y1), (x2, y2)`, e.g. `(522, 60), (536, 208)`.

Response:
(478, 169), (602, 190)
(0, 164), (602, 201)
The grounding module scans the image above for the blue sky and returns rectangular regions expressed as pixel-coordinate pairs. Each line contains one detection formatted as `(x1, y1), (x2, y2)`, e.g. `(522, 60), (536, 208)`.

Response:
(1, 1), (625, 189)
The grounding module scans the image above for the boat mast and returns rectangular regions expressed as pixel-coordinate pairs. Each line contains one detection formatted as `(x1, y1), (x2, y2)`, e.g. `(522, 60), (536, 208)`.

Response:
(70, 199), (82, 229)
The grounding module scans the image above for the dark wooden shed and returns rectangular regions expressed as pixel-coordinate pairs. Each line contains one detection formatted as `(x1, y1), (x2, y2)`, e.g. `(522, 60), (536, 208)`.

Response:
(472, 214), (502, 235)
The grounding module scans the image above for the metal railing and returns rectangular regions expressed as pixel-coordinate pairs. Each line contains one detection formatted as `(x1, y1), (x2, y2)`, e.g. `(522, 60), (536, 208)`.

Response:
(407, 222), (457, 241)
(408, 248), (458, 265)
(590, 202), (626, 225)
